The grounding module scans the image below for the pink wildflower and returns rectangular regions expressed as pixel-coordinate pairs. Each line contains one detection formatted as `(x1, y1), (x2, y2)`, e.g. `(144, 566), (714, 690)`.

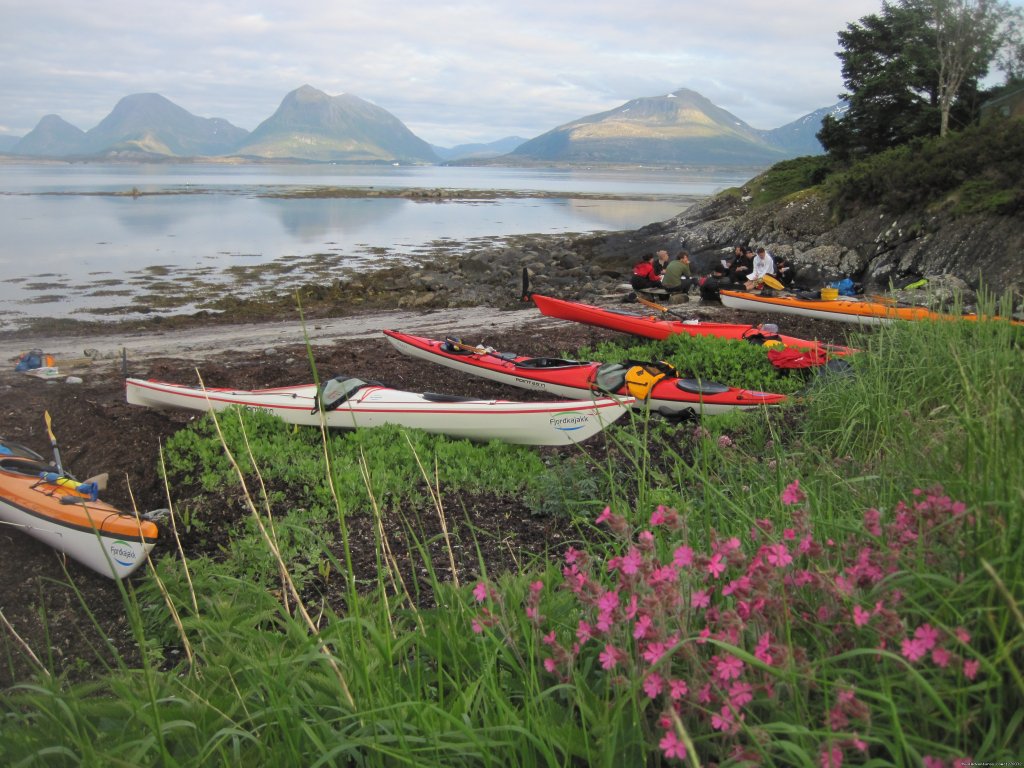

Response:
(728, 680), (753, 707)
(765, 542), (793, 567)
(659, 729), (688, 761)
(595, 506), (612, 524)
(922, 758), (945, 768)
(529, 580), (543, 594)
(691, 589), (710, 609)
(714, 654), (744, 681)
(955, 627), (971, 644)
(643, 673), (664, 698)
(932, 647), (951, 669)
(472, 582), (489, 603)
(649, 565), (678, 585)
(863, 507), (882, 536)
(963, 659), (980, 680)
(755, 632), (774, 665)
(914, 623), (939, 651)
(597, 590), (619, 612)
(620, 547), (643, 575)
(471, 619), (484, 634)
(563, 546), (581, 564)
(576, 620), (593, 643)
(783, 527), (796, 540)
(820, 744), (843, 768)
(599, 644), (621, 670)
(643, 641), (669, 665)
(901, 636), (928, 663)
(650, 506), (667, 526)
(853, 605), (871, 627)
(543, 658), (557, 673)
(669, 678), (689, 699)
(673, 545), (694, 568)
(707, 553), (727, 579)
(781, 479), (805, 505)
(718, 434), (733, 448)
(633, 614), (653, 639)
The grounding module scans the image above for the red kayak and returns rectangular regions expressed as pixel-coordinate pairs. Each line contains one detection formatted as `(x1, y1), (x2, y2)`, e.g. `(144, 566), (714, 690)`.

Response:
(530, 294), (854, 357)
(383, 329), (787, 417)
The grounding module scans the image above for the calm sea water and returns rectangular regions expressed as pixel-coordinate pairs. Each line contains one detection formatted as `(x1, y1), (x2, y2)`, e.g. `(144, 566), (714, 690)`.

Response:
(0, 163), (754, 327)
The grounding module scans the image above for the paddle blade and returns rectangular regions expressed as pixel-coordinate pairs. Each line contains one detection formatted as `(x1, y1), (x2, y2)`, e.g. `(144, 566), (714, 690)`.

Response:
(44, 410), (56, 442)
(762, 275), (784, 291)
(84, 472), (109, 491)
(521, 267), (531, 301)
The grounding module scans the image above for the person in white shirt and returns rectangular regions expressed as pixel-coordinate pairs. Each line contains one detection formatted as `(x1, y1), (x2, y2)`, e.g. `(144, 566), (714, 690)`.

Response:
(746, 247), (775, 289)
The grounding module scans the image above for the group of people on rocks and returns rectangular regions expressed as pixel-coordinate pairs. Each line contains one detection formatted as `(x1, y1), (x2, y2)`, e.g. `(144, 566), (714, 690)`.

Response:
(629, 244), (794, 301)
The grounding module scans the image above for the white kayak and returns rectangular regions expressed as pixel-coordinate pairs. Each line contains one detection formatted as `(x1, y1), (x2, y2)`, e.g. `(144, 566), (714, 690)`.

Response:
(125, 377), (634, 446)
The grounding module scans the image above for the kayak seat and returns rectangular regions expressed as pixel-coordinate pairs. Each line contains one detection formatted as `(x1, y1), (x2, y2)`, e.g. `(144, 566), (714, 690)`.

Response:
(677, 378), (730, 395)
(515, 357), (581, 369)
(319, 376), (370, 411)
(1, 457), (56, 477)
(0, 440), (48, 462)
(440, 341), (476, 355)
(422, 392), (479, 403)
(593, 363), (627, 394)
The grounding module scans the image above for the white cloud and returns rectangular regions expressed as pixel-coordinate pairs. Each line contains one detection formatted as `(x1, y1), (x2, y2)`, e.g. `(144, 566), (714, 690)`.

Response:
(4, 0), (1009, 146)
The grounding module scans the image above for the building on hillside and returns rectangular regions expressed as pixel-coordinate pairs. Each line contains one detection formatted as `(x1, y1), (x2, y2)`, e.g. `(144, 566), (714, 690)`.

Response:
(980, 86), (1024, 123)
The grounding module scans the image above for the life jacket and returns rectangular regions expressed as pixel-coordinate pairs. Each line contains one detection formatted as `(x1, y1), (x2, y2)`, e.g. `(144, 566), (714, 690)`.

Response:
(767, 348), (830, 369)
(623, 360), (677, 400)
(632, 261), (658, 281)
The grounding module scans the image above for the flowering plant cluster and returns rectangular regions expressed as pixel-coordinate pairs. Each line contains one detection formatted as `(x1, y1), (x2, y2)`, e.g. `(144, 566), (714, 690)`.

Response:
(472, 482), (980, 766)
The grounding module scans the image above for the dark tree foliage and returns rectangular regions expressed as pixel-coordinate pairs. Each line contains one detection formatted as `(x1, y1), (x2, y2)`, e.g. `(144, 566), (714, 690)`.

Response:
(820, 1), (994, 159)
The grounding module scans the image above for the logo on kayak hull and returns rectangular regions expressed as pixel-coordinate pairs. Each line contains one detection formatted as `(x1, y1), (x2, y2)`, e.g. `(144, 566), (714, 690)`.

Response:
(550, 412), (591, 432)
(109, 540), (138, 567)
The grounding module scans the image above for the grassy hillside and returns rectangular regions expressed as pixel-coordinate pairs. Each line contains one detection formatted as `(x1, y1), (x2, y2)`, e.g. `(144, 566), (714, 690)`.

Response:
(736, 119), (1024, 218)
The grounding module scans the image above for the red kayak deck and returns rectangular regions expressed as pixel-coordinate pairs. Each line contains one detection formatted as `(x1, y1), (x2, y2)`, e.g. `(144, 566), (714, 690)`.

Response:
(530, 294), (854, 357)
(383, 329), (786, 416)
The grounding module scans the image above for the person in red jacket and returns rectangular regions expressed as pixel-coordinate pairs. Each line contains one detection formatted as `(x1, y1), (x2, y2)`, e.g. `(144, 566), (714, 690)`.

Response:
(631, 252), (662, 291)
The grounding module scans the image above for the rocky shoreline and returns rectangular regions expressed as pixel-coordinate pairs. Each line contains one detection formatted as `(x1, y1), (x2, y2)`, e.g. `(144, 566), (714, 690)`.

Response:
(4, 180), (1021, 344)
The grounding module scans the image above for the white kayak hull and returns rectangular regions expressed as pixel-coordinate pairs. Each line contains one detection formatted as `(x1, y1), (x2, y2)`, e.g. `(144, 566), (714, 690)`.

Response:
(0, 497), (157, 580)
(719, 291), (890, 325)
(125, 378), (633, 446)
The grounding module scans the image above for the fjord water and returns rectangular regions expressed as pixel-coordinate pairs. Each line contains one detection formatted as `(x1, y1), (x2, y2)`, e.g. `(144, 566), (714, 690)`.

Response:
(0, 163), (753, 328)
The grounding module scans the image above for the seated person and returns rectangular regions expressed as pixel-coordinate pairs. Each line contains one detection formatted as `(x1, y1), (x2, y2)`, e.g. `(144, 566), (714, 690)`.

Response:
(745, 247), (776, 289)
(729, 248), (755, 284)
(653, 249), (671, 277)
(630, 252), (663, 291)
(774, 256), (795, 287)
(698, 256), (732, 300)
(661, 250), (693, 293)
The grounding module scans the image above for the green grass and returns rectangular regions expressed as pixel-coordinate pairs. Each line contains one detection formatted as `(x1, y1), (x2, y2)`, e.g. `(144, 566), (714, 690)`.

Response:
(2, 317), (1022, 766)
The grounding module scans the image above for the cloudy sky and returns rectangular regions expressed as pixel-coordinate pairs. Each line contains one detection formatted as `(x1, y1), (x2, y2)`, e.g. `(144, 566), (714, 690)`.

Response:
(0, 0), (991, 147)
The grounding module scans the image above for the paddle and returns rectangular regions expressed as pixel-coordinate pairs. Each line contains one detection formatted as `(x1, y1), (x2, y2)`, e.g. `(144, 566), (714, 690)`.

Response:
(444, 336), (493, 355)
(43, 410), (64, 476)
(521, 267), (532, 301)
(636, 294), (691, 322)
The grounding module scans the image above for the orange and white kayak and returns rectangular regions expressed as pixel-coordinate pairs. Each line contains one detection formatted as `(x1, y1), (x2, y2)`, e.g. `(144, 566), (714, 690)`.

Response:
(719, 289), (1024, 326)
(0, 439), (159, 579)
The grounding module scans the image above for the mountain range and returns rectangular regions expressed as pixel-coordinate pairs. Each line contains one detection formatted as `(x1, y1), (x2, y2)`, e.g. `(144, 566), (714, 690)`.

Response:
(3, 85), (834, 165)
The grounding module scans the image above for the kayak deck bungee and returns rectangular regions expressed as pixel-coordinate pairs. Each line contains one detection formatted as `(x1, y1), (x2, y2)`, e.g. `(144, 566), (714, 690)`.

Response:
(125, 377), (633, 446)
(719, 288), (1024, 326)
(0, 439), (159, 579)
(383, 329), (787, 417)
(530, 294), (853, 357)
